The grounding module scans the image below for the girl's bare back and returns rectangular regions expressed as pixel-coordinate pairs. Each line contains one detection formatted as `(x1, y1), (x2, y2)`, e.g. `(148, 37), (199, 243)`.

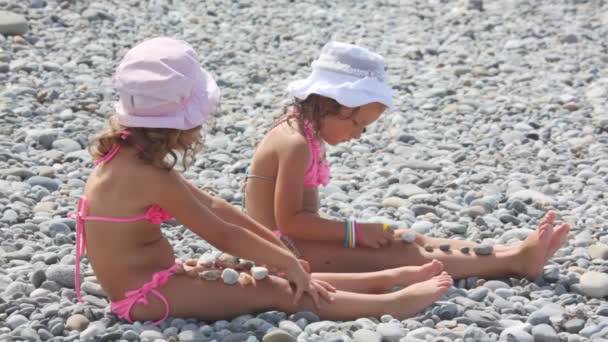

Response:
(82, 146), (176, 300)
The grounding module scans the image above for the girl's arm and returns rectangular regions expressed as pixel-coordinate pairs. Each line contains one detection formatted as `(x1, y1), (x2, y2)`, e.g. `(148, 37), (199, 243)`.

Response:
(151, 169), (329, 306)
(153, 171), (296, 271)
(274, 136), (392, 247)
(178, 175), (290, 252)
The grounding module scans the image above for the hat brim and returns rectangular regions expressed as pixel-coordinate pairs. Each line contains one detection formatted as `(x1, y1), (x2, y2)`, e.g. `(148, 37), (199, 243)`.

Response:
(287, 69), (393, 108)
(115, 68), (220, 130)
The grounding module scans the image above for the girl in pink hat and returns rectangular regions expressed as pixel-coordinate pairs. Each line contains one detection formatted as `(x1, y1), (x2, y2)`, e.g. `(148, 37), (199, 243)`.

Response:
(243, 41), (570, 280)
(71, 37), (455, 325)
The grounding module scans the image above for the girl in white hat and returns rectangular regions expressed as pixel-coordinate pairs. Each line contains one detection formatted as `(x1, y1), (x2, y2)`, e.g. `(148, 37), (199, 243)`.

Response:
(244, 41), (570, 281)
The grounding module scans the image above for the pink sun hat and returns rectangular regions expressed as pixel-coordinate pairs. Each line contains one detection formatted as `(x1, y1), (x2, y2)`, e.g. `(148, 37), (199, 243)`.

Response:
(112, 37), (220, 130)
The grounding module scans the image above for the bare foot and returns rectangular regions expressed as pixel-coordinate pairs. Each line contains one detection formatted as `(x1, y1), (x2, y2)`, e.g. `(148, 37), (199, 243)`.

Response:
(545, 223), (571, 261)
(514, 214), (554, 280)
(386, 259), (444, 288)
(387, 272), (453, 319)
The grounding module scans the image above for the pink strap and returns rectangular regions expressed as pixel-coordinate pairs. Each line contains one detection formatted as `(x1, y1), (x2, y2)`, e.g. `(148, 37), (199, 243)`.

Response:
(302, 119), (330, 187)
(68, 197), (173, 302)
(93, 131), (132, 166)
(67, 197), (88, 302)
(112, 264), (178, 325)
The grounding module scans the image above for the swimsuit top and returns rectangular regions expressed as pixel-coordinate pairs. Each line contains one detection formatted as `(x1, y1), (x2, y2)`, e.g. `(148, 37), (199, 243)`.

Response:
(68, 130), (173, 302)
(251, 112), (330, 188)
(301, 119), (330, 187)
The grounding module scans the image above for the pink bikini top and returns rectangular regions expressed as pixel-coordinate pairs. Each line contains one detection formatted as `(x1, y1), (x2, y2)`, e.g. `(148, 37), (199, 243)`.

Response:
(260, 110), (330, 188)
(301, 119), (330, 187)
(68, 130), (173, 302)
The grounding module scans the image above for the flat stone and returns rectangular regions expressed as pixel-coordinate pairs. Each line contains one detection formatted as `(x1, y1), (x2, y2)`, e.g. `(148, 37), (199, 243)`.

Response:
(304, 321), (337, 334)
(7, 314), (28, 329)
(406, 327), (439, 340)
(398, 160), (441, 171)
(588, 243), (608, 260)
(500, 325), (533, 342)
(411, 221), (433, 234)
(139, 330), (163, 340)
(66, 314), (89, 331)
(27, 176), (59, 192)
(531, 324), (560, 342)
(353, 329), (381, 342)
(461, 206), (486, 218)
(464, 310), (498, 328)
(0, 11), (28, 36)
(382, 197), (403, 208)
(579, 271), (608, 298)
(375, 323), (404, 342)
(46, 264), (78, 288)
(463, 326), (489, 341)
(563, 318), (586, 334)
(278, 320), (302, 336)
(3, 281), (34, 297)
(412, 204), (437, 216)
(508, 189), (555, 207)
(439, 243), (451, 252)
(474, 244), (494, 255)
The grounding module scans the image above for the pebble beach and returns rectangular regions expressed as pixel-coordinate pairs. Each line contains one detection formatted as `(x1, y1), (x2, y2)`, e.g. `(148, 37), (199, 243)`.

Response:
(1, 0), (608, 341)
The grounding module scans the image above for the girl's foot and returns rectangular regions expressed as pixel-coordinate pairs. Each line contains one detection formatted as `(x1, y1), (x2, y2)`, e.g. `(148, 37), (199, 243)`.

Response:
(545, 223), (571, 261)
(387, 272), (453, 319)
(513, 215), (554, 280)
(387, 259), (444, 288)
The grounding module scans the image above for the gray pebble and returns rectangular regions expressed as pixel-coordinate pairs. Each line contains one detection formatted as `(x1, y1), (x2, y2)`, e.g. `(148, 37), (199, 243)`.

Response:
(474, 244), (494, 256)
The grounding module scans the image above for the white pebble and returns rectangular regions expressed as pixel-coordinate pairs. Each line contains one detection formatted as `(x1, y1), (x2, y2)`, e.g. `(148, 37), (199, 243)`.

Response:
(251, 266), (269, 280)
(221, 268), (239, 285)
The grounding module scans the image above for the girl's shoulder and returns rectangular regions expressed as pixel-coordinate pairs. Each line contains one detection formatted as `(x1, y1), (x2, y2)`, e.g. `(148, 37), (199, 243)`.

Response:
(269, 121), (311, 155)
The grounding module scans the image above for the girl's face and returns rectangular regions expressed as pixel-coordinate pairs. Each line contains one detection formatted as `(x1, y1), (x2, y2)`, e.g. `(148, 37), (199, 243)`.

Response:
(318, 102), (385, 145)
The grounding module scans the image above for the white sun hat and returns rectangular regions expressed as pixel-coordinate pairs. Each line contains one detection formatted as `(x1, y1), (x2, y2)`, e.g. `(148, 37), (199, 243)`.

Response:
(287, 41), (393, 108)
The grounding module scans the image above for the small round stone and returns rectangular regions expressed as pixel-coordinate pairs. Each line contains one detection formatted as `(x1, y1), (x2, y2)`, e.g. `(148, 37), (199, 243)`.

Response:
(251, 266), (269, 280)
(221, 268), (239, 285)
(474, 244), (494, 256)
(460, 246), (470, 254)
(439, 243), (451, 252)
(424, 244), (434, 252)
(400, 232), (417, 243)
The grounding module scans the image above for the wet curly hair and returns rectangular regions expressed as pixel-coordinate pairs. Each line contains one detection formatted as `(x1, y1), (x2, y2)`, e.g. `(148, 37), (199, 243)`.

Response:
(88, 116), (205, 171)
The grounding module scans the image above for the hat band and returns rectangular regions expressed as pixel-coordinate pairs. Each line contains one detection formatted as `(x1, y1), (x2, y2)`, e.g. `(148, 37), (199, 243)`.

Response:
(120, 92), (192, 117)
(312, 58), (385, 82)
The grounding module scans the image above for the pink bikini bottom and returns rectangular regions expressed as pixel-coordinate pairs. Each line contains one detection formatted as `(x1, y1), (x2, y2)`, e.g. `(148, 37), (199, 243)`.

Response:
(110, 263), (179, 325)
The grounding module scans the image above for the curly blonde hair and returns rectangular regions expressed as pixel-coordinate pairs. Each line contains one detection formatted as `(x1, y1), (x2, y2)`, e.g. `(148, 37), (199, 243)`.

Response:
(88, 116), (205, 171)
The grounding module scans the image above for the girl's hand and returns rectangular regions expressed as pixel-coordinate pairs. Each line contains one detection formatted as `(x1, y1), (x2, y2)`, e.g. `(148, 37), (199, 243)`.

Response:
(298, 259), (311, 272)
(283, 258), (335, 308)
(358, 223), (394, 248)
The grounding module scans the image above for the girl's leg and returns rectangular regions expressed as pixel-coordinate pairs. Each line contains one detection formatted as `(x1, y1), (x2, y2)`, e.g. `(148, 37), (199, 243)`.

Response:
(297, 220), (569, 280)
(129, 272), (453, 322)
(393, 228), (512, 252)
(311, 259), (444, 294)
(394, 211), (561, 252)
